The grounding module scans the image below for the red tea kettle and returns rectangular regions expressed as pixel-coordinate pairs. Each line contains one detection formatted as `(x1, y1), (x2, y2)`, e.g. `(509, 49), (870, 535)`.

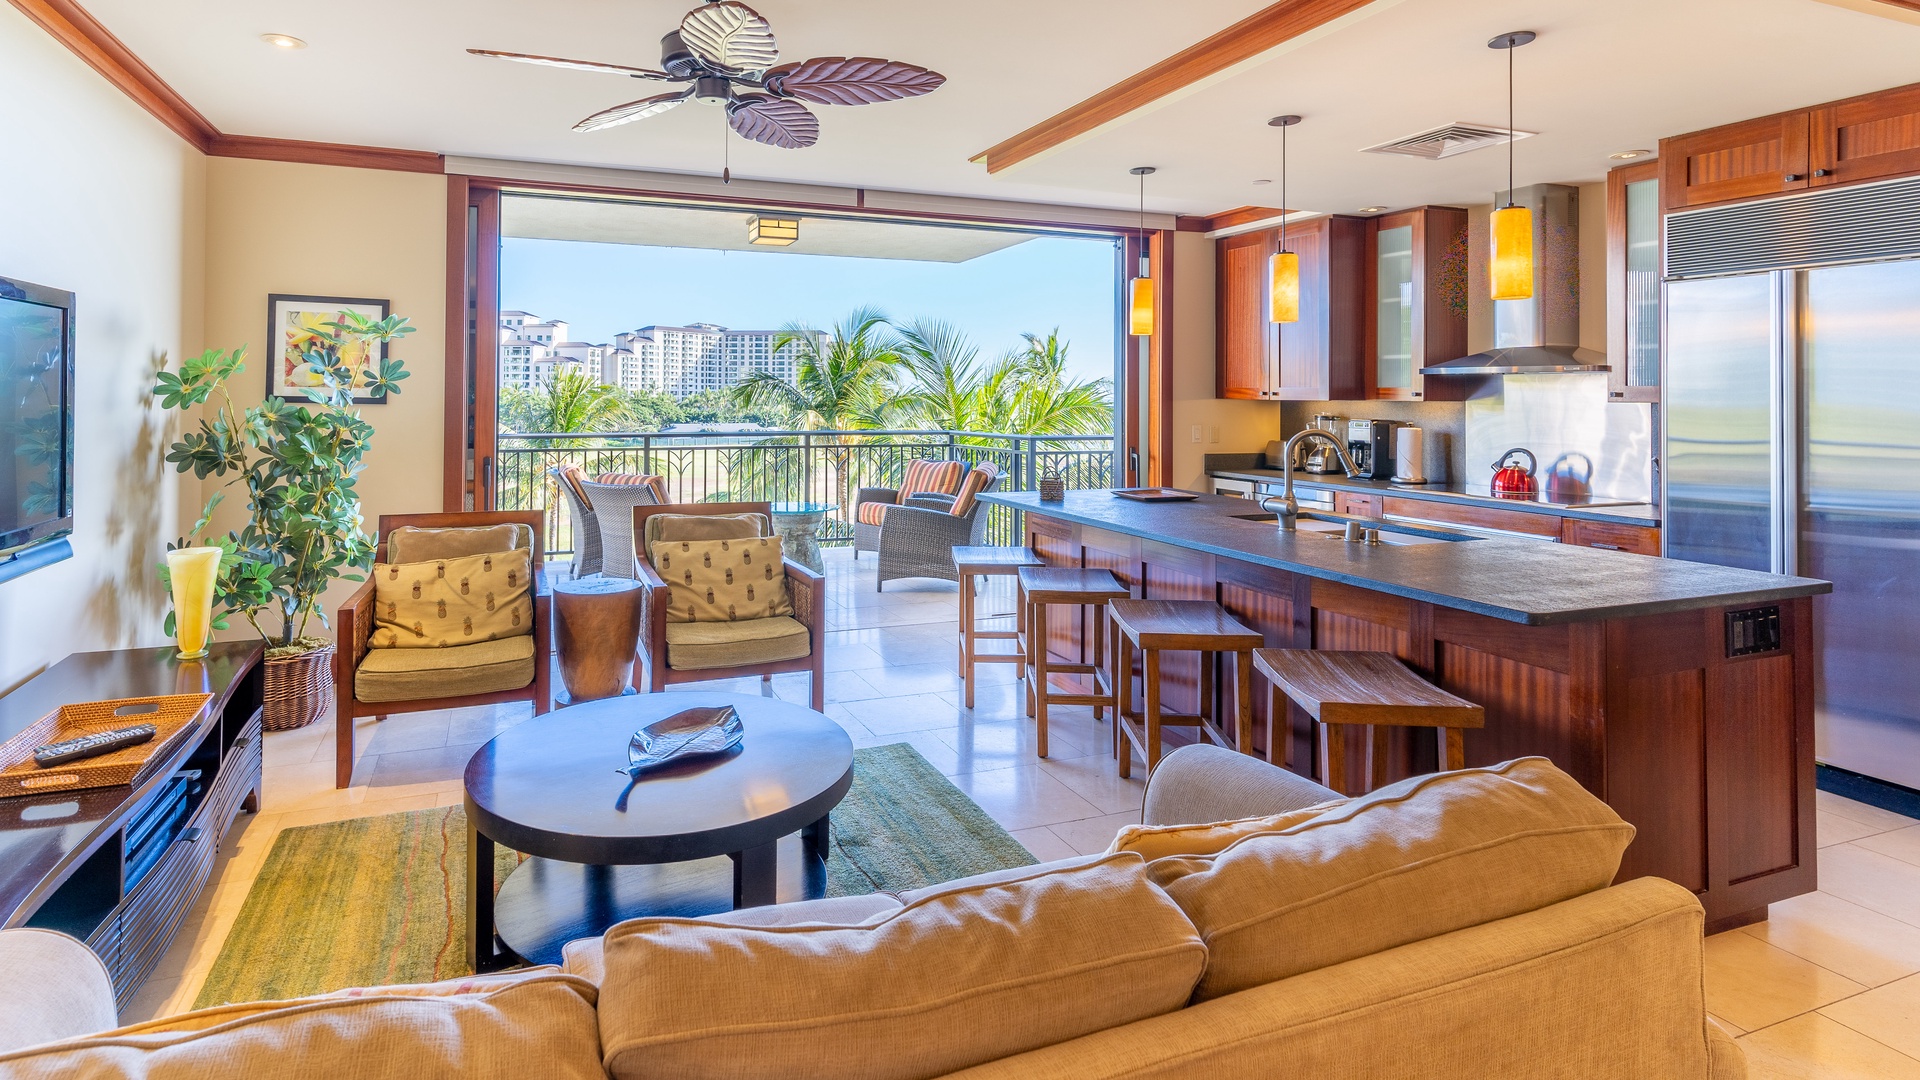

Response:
(1490, 448), (1539, 500)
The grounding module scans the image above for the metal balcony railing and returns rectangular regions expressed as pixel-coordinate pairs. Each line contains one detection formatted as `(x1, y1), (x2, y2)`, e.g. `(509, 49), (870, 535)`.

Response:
(494, 429), (1116, 556)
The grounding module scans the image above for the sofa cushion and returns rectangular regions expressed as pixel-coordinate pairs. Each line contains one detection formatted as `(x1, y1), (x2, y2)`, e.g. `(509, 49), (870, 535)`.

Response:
(901, 458), (965, 498)
(855, 501), (895, 527)
(0, 929), (116, 1055)
(0, 974), (605, 1080)
(950, 462), (1000, 516)
(1146, 757), (1635, 1002)
(663, 617), (810, 672)
(561, 894), (903, 985)
(596, 852), (1206, 1080)
(370, 550), (533, 648)
(650, 537), (793, 623)
(355, 635), (536, 703)
(645, 512), (766, 548)
(386, 524), (530, 564)
(1108, 800), (1347, 862)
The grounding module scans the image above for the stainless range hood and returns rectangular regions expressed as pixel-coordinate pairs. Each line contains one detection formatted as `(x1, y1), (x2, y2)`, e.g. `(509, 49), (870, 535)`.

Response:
(1421, 184), (1608, 377)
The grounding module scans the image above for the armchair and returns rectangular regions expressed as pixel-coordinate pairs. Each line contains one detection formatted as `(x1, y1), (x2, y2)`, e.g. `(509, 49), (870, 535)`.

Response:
(876, 462), (1004, 590)
(632, 502), (827, 711)
(333, 512), (552, 788)
(852, 457), (966, 559)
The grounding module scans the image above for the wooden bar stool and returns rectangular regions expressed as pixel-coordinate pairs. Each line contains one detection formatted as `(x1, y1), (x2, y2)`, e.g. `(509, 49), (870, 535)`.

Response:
(953, 545), (1044, 709)
(1017, 566), (1129, 757)
(1253, 650), (1484, 796)
(1108, 600), (1264, 779)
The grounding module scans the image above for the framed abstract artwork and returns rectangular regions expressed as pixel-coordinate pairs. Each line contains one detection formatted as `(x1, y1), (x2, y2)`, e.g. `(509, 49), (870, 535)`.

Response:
(265, 294), (391, 404)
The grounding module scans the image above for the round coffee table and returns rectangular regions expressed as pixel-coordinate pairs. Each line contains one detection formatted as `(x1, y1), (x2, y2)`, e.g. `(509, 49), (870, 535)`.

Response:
(463, 692), (854, 970)
(769, 501), (836, 574)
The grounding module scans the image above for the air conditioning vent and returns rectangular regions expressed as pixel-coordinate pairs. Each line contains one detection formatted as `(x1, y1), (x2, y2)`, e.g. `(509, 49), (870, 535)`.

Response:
(1361, 122), (1536, 160)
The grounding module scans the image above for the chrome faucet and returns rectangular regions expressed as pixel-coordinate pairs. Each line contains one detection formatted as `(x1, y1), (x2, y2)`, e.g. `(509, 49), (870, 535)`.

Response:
(1260, 430), (1361, 531)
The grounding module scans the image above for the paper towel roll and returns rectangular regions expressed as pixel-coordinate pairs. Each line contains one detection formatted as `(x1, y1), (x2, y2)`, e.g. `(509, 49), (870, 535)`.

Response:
(1391, 426), (1426, 484)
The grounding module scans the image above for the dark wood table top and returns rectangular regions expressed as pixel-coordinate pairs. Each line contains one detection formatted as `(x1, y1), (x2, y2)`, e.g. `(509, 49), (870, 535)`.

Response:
(464, 692), (854, 866)
(0, 643), (264, 926)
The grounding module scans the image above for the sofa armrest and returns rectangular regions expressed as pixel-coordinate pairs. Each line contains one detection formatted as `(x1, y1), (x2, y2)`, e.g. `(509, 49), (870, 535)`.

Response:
(855, 486), (899, 508)
(1142, 743), (1342, 826)
(336, 577), (377, 674)
(0, 929), (116, 1053)
(784, 559), (826, 640)
(634, 558), (672, 662)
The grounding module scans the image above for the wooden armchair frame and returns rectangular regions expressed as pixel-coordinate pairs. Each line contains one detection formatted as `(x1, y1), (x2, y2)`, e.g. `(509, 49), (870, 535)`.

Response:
(334, 511), (552, 787)
(632, 502), (827, 711)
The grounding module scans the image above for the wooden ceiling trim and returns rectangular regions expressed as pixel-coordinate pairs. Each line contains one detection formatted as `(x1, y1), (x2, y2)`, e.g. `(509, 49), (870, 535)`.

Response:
(9, 0), (216, 151)
(970, 0), (1374, 174)
(208, 135), (445, 174)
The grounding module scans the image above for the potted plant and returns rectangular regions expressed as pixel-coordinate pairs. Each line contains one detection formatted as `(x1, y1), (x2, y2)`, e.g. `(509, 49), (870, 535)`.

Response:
(154, 311), (411, 729)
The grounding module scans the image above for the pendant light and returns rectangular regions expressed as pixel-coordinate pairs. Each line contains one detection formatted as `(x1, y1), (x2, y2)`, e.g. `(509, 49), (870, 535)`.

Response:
(1488, 30), (1536, 301)
(1128, 167), (1156, 337)
(1267, 115), (1302, 324)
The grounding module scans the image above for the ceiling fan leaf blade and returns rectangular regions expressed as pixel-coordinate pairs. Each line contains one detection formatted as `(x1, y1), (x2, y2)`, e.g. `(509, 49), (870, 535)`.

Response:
(727, 94), (819, 149)
(764, 57), (946, 106)
(679, 1), (779, 75)
(467, 49), (673, 80)
(574, 91), (691, 132)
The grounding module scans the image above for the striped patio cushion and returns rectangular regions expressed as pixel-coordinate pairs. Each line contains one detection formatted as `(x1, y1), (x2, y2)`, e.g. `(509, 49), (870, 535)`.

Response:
(901, 459), (964, 498)
(556, 464), (593, 511)
(951, 462), (1001, 516)
(856, 502), (895, 527)
(596, 472), (669, 503)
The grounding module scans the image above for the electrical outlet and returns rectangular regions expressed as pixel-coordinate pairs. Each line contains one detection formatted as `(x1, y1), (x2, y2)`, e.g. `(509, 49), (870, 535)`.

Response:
(1191, 425), (1202, 443)
(1209, 426), (1221, 443)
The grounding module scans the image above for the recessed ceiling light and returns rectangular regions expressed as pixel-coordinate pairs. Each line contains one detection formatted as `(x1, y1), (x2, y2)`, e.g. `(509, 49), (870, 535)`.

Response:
(1608, 149), (1652, 160)
(1358, 206), (1388, 214)
(260, 33), (307, 49)
(1251, 179), (1273, 186)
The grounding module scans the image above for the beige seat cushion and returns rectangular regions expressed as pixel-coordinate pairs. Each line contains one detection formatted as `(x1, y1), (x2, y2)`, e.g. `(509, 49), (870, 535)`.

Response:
(1109, 799), (1347, 862)
(561, 893), (903, 985)
(0, 929), (116, 1054)
(386, 523), (530, 564)
(1147, 756), (1635, 1002)
(0, 974), (605, 1080)
(370, 550), (533, 648)
(663, 616), (809, 671)
(355, 635), (536, 703)
(596, 852), (1206, 1080)
(644, 513), (767, 548)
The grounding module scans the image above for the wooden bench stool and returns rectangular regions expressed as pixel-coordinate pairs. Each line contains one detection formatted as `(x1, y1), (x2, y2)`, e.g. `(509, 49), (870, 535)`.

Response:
(1017, 566), (1129, 757)
(1253, 649), (1485, 795)
(953, 545), (1044, 709)
(1108, 600), (1264, 779)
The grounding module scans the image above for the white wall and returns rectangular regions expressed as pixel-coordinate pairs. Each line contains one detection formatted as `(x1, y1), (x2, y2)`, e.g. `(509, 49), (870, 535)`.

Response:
(0, 5), (204, 692)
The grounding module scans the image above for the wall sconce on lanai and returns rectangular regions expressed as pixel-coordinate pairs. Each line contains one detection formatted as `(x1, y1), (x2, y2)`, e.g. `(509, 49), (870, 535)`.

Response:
(748, 216), (799, 246)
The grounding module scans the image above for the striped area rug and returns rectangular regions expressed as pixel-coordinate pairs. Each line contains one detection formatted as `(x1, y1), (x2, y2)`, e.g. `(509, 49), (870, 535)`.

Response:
(194, 742), (1035, 1007)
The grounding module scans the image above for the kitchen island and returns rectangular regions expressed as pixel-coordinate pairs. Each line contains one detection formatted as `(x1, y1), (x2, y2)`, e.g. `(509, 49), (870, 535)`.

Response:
(981, 489), (1832, 930)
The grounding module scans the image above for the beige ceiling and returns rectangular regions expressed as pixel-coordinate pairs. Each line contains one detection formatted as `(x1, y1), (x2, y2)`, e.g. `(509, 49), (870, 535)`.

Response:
(77, 0), (1920, 217)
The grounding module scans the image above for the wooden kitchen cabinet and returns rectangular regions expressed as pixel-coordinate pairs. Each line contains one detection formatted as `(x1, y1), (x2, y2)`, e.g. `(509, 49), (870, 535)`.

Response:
(1215, 217), (1367, 401)
(1562, 518), (1662, 556)
(1380, 496), (1563, 539)
(1368, 206), (1471, 403)
(1810, 82), (1920, 189)
(1606, 162), (1661, 403)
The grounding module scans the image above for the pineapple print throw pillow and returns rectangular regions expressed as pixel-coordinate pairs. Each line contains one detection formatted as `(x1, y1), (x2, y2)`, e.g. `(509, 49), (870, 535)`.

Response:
(649, 536), (794, 623)
(370, 548), (535, 648)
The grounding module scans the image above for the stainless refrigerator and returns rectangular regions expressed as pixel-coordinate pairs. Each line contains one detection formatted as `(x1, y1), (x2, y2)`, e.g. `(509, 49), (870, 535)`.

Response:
(1666, 236), (1920, 790)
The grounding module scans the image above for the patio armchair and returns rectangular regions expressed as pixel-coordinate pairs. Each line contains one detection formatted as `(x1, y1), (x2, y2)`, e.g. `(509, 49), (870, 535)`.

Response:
(876, 462), (1004, 591)
(853, 457), (966, 560)
(333, 512), (552, 788)
(632, 502), (827, 710)
(576, 473), (667, 579)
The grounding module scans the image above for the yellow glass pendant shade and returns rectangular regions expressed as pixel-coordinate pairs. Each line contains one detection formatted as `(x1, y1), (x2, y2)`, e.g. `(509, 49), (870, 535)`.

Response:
(1269, 250), (1300, 324)
(1129, 276), (1155, 336)
(1489, 204), (1534, 301)
(166, 546), (222, 660)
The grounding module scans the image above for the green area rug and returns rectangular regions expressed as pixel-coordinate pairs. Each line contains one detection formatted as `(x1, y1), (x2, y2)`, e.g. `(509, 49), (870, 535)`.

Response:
(194, 742), (1034, 1007)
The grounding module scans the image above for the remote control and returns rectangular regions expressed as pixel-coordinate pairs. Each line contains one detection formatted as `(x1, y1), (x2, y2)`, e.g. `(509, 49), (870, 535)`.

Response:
(33, 723), (157, 767)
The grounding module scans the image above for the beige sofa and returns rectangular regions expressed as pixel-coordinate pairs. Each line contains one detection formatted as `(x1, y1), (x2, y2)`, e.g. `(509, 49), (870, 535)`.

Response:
(0, 749), (1744, 1080)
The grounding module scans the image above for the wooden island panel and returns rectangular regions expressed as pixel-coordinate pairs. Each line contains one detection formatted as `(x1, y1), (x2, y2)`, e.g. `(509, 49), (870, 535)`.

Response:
(1022, 511), (1815, 931)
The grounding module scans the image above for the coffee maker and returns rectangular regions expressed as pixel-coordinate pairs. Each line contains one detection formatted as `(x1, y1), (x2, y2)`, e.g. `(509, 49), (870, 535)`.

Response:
(1346, 419), (1396, 480)
(1300, 413), (1344, 473)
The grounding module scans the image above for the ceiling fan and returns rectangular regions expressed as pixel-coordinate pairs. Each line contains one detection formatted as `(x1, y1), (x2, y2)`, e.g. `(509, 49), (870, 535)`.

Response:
(468, 0), (945, 150)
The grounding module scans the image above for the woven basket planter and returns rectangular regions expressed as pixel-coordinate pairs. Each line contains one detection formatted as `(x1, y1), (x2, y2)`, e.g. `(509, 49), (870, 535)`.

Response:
(263, 644), (335, 732)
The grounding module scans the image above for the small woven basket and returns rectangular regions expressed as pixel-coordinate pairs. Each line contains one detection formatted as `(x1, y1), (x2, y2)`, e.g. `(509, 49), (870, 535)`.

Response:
(263, 643), (336, 731)
(1038, 472), (1066, 501)
(0, 693), (213, 797)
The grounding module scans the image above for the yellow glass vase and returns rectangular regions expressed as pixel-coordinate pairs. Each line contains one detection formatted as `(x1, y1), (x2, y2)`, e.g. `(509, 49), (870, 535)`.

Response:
(167, 546), (221, 660)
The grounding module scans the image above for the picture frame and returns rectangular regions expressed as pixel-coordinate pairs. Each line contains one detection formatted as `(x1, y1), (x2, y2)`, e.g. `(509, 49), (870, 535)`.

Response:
(264, 294), (391, 404)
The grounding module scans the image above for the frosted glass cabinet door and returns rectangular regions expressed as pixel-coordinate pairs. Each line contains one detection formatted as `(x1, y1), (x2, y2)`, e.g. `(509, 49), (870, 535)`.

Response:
(1375, 224), (1415, 392)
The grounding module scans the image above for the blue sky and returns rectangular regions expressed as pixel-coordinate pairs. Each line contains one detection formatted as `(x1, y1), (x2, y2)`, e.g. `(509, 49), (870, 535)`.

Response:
(500, 233), (1120, 384)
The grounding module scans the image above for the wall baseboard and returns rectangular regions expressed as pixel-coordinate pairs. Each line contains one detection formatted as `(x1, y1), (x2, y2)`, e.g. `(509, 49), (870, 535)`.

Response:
(1817, 763), (1920, 821)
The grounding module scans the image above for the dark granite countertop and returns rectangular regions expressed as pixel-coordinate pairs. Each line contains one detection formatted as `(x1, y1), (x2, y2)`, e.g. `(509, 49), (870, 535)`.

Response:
(983, 489), (1829, 626)
(1206, 458), (1660, 526)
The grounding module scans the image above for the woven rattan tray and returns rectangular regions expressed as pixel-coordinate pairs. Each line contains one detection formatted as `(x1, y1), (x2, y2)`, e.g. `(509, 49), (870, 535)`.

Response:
(0, 693), (214, 798)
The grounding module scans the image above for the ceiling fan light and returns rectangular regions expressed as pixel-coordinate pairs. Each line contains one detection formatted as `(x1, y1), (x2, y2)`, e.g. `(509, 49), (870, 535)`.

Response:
(1269, 251), (1301, 324)
(1129, 276), (1155, 337)
(748, 216), (800, 246)
(1489, 205), (1534, 301)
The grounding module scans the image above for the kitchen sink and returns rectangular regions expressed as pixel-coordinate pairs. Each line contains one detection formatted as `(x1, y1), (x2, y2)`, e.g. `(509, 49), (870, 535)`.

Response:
(1228, 512), (1473, 546)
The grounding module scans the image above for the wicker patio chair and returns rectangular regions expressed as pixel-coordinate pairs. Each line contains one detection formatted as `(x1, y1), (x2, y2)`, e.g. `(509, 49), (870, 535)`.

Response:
(578, 475), (667, 579)
(875, 462), (1004, 590)
(853, 458), (966, 560)
(550, 465), (601, 577)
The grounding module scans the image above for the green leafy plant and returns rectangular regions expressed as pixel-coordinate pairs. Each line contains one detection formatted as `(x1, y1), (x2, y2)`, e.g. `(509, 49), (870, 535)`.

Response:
(153, 312), (412, 654)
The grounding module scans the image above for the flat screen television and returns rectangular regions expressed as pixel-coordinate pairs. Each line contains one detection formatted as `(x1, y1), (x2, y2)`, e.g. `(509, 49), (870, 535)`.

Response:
(0, 275), (75, 561)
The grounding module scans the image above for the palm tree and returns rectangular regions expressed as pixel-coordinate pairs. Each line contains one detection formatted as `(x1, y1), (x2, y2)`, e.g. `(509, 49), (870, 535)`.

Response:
(996, 330), (1114, 436)
(892, 318), (983, 432)
(537, 367), (631, 434)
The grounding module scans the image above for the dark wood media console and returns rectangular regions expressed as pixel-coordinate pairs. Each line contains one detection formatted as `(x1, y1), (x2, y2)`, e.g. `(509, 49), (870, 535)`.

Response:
(0, 643), (264, 1009)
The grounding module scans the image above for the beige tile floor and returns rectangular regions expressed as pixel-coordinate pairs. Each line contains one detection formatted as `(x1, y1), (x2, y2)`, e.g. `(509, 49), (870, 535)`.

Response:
(119, 550), (1920, 1078)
